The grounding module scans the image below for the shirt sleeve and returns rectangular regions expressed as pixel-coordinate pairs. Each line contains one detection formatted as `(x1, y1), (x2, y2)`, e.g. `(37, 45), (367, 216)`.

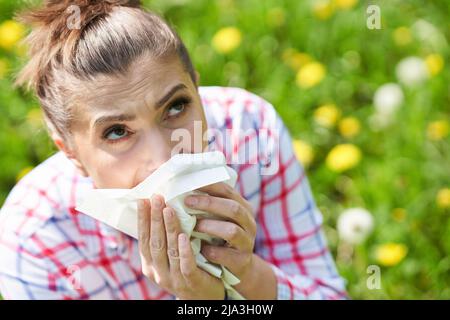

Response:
(254, 100), (348, 300)
(0, 186), (115, 300)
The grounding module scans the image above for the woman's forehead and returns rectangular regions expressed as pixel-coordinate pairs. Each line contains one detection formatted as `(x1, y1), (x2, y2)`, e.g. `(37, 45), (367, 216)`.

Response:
(79, 54), (193, 112)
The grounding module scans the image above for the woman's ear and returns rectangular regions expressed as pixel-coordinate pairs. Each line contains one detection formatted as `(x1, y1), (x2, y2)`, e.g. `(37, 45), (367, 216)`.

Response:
(52, 134), (89, 177)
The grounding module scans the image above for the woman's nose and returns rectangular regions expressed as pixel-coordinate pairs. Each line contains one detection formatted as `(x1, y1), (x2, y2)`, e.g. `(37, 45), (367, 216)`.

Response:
(133, 130), (174, 185)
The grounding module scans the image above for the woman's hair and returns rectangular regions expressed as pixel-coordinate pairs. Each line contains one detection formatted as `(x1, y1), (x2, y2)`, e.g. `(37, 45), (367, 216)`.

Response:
(15, 0), (196, 140)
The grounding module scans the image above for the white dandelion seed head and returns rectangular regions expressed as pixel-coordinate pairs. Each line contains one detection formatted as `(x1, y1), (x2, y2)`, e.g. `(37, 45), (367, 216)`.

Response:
(337, 208), (374, 245)
(373, 83), (404, 115)
(412, 19), (448, 52)
(396, 56), (428, 87)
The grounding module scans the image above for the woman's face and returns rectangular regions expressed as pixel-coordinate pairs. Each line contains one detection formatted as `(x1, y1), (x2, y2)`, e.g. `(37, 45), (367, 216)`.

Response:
(62, 53), (207, 189)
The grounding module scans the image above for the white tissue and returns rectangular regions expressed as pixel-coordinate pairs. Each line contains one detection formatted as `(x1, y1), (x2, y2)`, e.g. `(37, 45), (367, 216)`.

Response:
(76, 151), (245, 300)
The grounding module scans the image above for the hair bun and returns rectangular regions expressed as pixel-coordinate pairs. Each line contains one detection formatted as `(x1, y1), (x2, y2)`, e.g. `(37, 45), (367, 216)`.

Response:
(17, 0), (141, 29)
(15, 0), (143, 92)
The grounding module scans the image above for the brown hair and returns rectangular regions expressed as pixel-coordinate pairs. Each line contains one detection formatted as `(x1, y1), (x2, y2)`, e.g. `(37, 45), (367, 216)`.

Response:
(15, 0), (196, 140)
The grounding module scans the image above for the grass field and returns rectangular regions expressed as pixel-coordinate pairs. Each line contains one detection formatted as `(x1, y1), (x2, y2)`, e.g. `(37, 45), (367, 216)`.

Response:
(0, 0), (449, 299)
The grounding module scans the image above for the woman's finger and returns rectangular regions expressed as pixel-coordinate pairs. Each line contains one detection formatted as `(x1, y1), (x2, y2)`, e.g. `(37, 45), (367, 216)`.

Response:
(196, 182), (253, 213)
(196, 182), (239, 201)
(195, 219), (252, 252)
(178, 233), (202, 288)
(185, 194), (255, 235)
(137, 199), (151, 257)
(201, 244), (251, 275)
(137, 199), (154, 279)
(150, 194), (170, 285)
(163, 207), (186, 292)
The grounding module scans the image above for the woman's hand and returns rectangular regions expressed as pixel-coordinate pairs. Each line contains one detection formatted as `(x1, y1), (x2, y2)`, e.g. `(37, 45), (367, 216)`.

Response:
(184, 182), (258, 281)
(137, 195), (225, 300)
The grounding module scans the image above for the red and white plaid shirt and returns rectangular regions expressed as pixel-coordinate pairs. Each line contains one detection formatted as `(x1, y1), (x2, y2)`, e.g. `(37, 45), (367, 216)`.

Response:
(0, 86), (347, 300)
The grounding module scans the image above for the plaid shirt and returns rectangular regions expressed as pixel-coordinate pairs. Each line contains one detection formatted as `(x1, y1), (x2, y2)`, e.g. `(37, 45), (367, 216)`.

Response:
(0, 86), (347, 300)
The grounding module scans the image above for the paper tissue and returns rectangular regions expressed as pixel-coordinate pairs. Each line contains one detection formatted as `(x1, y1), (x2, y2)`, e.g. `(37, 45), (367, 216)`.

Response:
(76, 151), (245, 300)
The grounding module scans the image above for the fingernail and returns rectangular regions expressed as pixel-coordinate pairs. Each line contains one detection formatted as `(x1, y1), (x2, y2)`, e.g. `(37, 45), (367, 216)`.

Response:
(152, 195), (162, 209)
(185, 196), (198, 206)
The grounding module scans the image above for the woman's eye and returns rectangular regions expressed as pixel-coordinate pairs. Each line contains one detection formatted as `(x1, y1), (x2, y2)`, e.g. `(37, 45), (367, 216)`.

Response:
(103, 125), (129, 141)
(166, 98), (190, 119)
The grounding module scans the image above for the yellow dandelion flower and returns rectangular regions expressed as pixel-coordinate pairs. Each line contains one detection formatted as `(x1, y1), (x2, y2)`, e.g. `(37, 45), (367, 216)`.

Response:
(425, 54), (444, 76)
(314, 104), (341, 128)
(211, 27), (242, 54)
(375, 243), (408, 267)
(437, 188), (450, 208)
(334, 0), (358, 10)
(0, 58), (8, 79)
(0, 20), (26, 51)
(267, 7), (286, 27)
(296, 62), (326, 89)
(282, 49), (312, 71)
(16, 166), (34, 182)
(326, 144), (361, 172)
(338, 116), (361, 138)
(392, 208), (406, 222)
(312, 0), (335, 20)
(393, 26), (412, 46)
(292, 139), (314, 167)
(427, 120), (449, 141)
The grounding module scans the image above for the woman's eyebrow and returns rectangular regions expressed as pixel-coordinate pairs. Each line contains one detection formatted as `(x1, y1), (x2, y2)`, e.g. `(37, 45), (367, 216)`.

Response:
(92, 83), (187, 128)
(154, 83), (188, 109)
(93, 114), (136, 127)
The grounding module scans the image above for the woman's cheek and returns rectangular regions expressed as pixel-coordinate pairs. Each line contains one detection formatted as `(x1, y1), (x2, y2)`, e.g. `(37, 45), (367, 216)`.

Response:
(172, 113), (207, 152)
(89, 149), (139, 188)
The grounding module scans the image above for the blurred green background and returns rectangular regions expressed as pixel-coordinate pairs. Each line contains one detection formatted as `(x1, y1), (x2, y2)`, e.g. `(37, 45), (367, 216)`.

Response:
(0, 0), (449, 299)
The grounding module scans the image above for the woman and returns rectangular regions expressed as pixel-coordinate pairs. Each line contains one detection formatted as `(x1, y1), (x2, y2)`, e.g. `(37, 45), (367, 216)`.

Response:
(0, 0), (346, 300)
